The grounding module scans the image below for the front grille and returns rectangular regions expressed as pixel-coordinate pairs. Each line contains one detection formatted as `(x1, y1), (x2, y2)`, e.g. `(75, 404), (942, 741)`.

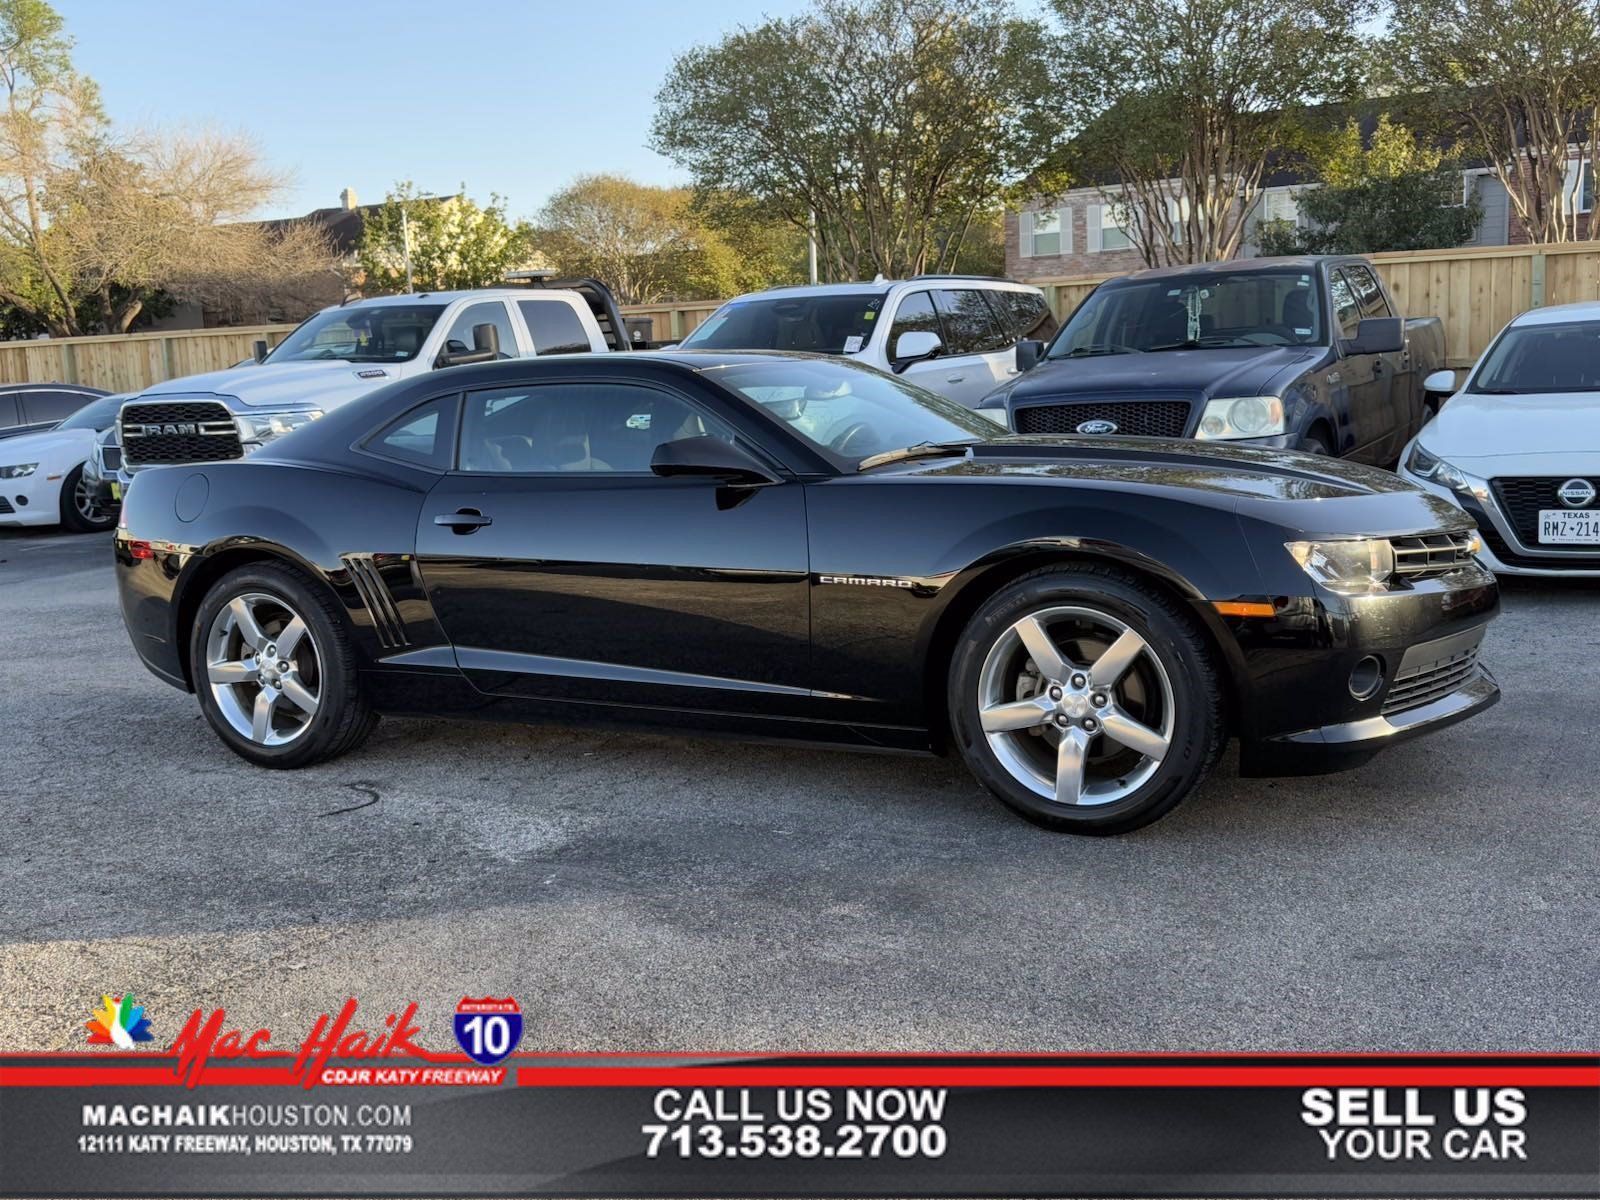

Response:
(1382, 646), (1481, 716)
(101, 444), (122, 471)
(1013, 400), (1191, 438)
(120, 400), (242, 466)
(1390, 531), (1478, 580)
(0, 496), (12, 513)
(1490, 476), (1599, 545)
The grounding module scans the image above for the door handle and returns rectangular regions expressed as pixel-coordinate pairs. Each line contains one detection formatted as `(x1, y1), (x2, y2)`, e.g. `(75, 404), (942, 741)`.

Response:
(434, 508), (492, 533)
(946, 374), (966, 384)
(1373, 359), (1384, 374)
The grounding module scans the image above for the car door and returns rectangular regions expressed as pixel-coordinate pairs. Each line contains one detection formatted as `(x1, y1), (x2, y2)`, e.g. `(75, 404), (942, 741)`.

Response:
(435, 299), (524, 365)
(925, 288), (1016, 407)
(516, 298), (600, 355)
(1327, 268), (1386, 462)
(1345, 262), (1412, 458)
(413, 376), (813, 716)
(19, 388), (94, 428)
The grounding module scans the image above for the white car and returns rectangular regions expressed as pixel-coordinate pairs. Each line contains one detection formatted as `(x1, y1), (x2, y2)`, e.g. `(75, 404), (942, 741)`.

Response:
(675, 277), (1058, 408)
(0, 392), (126, 532)
(1399, 300), (1600, 576)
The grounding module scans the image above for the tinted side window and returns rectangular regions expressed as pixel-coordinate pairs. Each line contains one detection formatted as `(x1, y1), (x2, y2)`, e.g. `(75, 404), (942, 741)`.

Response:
(442, 301), (518, 360)
(933, 289), (1011, 354)
(1346, 264), (1392, 319)
(458, 382), (738, 474)
(517, 300), (592, 355)
(996, 291), (1059, 340)
(1329, 270), (1362, 341)
(887, 291), (940, 356)
(365, 396), (456, 470)
(21, 389), (92, 424)
(0, 394), (18, 429)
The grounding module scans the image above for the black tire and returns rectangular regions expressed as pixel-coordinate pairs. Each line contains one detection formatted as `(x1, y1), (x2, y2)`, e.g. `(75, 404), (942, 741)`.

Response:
(1299, 433), (1331, 456)
(58, 464), (116, 532)
(948, 564), (1224, 835)
(190, 561), (377, 768)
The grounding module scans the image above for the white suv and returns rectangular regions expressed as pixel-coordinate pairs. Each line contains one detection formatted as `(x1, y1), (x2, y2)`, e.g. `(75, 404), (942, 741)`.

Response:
(677, 277), (1059, 407)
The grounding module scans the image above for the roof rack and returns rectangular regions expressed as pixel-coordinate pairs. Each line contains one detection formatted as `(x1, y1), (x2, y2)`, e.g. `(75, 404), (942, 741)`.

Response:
(908, 274), (1017, 283)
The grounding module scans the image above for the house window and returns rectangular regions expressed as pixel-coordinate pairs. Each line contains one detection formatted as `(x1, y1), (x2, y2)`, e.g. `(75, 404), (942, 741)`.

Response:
(1099, 202), (1132, 252)
(1565, 161), (1595, 214)
(1021, 208), (1069, 257)
(1262, 188), (1301, 225)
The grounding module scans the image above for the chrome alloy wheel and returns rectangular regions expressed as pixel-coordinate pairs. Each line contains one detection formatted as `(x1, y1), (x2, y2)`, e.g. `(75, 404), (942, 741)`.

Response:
(976, 606), (1175, 807)
(73, 475), (112, 525)
(204, 592), (322, 746)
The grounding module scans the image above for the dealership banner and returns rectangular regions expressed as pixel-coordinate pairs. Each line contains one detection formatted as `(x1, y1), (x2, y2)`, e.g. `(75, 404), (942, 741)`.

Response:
(2, 1008), (1597, 1197)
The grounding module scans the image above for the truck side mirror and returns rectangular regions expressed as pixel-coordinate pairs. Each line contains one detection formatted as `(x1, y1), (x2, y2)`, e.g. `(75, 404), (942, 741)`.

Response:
(436, 323), (502, 368)
(1344, 317), (1404, 356)
(1015, 339), (1045, 371)
(252, 339), (269, 363)
(891, 330), (942, 373)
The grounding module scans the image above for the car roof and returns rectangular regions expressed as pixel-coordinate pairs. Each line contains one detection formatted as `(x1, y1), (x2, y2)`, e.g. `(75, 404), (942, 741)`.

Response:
(0, 382), (107, 394)
(1110, 256), (1341, 285)
(1509, 300), (1600, 325)
(726, 277), (1039, 303)
(332, 289), (568, 309)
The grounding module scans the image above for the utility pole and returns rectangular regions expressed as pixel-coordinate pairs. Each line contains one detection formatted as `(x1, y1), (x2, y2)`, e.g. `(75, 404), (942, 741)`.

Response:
(807, 209), (819, 285)
(401, 206), (413, 293)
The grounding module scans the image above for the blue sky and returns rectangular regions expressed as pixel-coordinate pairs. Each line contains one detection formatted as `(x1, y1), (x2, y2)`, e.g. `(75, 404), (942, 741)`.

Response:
(61, 0), (812, 220)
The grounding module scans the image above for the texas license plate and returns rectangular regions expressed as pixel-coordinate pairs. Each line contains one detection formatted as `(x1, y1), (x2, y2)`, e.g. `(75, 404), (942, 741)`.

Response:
(1538, 509), (1600, 543)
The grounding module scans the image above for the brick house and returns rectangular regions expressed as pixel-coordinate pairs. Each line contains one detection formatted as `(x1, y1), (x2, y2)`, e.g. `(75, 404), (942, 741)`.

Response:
(1006, 155), (1592, 283)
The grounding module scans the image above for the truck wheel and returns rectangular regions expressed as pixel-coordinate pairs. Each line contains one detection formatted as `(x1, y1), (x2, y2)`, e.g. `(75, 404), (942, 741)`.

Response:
(190, 562), (378, 768)
(948, 565), (1224, 835)
(58, 464), (117, 532)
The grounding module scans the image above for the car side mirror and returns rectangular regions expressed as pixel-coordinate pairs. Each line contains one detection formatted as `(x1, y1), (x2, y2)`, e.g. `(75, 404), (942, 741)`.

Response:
(650, 436), (779, 487)
(1344, 316), (1404, 356)
(1423, 368), (1457, 395)
(436, 322), (501, 368)
(1015, 339), (1045, 371)
(891, 330), (942, 372)
(252, 339), (269, 364)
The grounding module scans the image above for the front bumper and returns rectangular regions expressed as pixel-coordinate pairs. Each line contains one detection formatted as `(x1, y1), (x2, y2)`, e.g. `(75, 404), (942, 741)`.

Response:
(0, 473), (62, 527)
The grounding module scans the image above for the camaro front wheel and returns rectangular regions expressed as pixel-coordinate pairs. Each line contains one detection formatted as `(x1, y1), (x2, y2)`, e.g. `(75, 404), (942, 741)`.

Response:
(949, 566), (1224, 834)
(191, 563), (377, 768)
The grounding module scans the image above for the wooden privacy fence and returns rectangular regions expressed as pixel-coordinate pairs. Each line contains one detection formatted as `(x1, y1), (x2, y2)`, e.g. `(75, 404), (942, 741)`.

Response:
(4, 243), (1597, 391)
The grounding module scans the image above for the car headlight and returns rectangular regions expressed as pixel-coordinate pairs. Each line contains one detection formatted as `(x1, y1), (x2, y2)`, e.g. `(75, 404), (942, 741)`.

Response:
(234, 409), (323, 446)
(1195, 396), (1286, 440)
(0, 462), (38, 478)
(1404, 442), (1472, 492)
(1286, 538), (1395, 595)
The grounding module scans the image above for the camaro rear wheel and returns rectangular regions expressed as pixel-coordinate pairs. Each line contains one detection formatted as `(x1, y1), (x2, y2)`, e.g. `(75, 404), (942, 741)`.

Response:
(191, 563), (377, 768)
(949, 566), (1223, 834)
(59, 464), (116, 532)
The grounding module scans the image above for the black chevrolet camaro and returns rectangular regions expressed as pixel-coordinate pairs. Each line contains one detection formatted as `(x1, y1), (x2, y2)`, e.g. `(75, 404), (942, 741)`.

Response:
(115, 351), (1500, 834)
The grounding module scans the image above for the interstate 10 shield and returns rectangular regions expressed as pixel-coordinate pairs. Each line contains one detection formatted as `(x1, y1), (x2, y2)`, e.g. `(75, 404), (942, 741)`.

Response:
(453, 997), (523, 1065)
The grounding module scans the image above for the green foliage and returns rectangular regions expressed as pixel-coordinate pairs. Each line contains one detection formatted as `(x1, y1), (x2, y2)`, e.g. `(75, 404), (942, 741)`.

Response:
(359, 182), (537, 294)
(1385, 0), (1600, 243)
(1053, 0), (1373, 264)
(1259, 113), (1482, 255)
(652, 0), (1060, 279)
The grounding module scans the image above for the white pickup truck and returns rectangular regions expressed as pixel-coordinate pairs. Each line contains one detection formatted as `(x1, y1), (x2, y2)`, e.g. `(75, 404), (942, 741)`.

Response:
(112, 282), (629, 486)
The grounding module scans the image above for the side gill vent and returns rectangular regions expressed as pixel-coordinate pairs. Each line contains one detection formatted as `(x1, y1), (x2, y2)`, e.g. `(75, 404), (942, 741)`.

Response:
(342, 553), (409, 649)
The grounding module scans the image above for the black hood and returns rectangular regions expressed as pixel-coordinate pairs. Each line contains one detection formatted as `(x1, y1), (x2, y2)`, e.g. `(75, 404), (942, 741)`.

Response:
(991, 346), (1322, 409)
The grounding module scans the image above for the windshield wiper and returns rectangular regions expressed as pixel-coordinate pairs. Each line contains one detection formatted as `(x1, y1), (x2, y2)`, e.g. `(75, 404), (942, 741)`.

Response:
(856, 440), (978, 471)
(1470, 387), (1526, 394)
(1055, 343), (1141, 358)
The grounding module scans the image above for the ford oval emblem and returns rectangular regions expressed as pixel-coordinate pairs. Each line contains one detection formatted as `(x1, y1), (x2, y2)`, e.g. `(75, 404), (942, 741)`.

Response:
(1558, 478), (1596, 507)
(1076, 418), (1119, 435)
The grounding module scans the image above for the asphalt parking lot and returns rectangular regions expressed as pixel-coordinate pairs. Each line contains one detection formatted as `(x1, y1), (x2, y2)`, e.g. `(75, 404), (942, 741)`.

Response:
(2, 527), (1597, 1053)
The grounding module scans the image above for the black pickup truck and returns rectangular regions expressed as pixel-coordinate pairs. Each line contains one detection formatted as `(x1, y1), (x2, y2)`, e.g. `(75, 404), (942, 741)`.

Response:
(977, 255), (1447, 467)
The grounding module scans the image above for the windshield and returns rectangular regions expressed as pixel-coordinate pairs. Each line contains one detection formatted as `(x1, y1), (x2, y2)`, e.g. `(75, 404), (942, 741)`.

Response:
(681, 293), (888, 355)
(1050, 271), (1325, 357)
(267, 304), (446, 364)
(55, 394), (125, 432)
(708, 358), (996, 469)
(1470, 320), (1600, 393)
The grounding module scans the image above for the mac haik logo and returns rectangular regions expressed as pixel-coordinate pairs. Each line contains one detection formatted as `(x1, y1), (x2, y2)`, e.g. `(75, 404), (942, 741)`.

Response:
(453, 997), (523, 1065)
(169, 998), (425, 1088)
(86, 994), (154, 1048)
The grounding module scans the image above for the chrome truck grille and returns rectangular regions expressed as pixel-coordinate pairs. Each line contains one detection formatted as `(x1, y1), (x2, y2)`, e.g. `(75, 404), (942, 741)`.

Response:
(120, 400), (242, 466)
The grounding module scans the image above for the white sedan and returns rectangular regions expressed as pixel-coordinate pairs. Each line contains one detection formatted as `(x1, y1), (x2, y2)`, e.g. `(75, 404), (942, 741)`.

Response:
(1399, 301), (1600, 577)
(0, 393), (125, 533)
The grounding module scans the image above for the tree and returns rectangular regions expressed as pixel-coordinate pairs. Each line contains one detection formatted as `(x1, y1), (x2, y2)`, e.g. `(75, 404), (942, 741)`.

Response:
(1387, 0), (1600, 244)
(1258, 114), (1483, 255)
(0, 1), (335, 334)
(652, 0), (1059, 280)
(358, 182), (536, 294)
(1051, 0), (1371, 266)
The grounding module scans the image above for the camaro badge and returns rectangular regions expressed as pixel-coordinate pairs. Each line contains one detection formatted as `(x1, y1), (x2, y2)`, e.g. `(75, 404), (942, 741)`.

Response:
(1076, 419), (1118, 434)
(819, 575), (915, 589)
(1557, 478), (1596, 507)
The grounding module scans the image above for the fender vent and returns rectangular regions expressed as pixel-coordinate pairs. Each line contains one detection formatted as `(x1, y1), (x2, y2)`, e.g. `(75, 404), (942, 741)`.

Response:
(342, 553), (409, 648)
